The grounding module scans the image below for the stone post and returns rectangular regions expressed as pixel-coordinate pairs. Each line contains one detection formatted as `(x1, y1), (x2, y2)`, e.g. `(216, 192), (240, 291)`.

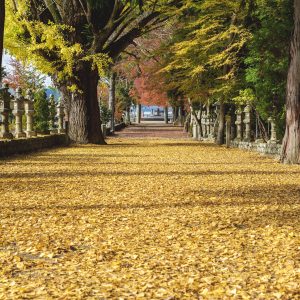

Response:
(48, 95), (57, 134)
(235, 107), (243, 141)
(49, 95), (55, 129)
(203, 112), (208, 138)
(268, 117), (277, 143)
(243, 104), (251, 142)
(0, 84), (13, 139)
(225, 114), (231, 148)
(24, 89), (36, 137)
(201, 112), (205, 137)
(13, 88), (26, 138)
(164, 106), (168, 124)
(57, 99), (66, 134)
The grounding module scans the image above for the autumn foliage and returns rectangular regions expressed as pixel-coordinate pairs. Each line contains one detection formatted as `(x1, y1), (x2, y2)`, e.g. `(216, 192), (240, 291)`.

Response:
(1, 136), (300, 298)
(131, 64), (169, 107)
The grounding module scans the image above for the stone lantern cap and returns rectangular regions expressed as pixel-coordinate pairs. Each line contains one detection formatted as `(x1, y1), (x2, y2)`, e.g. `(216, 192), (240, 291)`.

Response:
(244, 104), (251, 113)
(25, 89), (35, 112)
(13, 87), (25, 112)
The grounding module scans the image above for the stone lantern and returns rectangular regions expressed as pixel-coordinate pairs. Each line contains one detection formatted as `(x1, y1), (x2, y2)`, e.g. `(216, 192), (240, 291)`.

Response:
(268, 117), (277, 144)
(12, 87), (26, 138)
(24, 89), (37, 137)
(234, 106), (243, 141)
(57, 98), (66, 134)
(0, 84), (13, 139)
(192, 112), (199, 140)
(48, 95), (57, 134)
(202, 111), (207, 138)
(243, 104), (251, 142)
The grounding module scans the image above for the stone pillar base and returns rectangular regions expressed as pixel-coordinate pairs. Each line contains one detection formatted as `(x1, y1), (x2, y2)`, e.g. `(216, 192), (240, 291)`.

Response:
(50, 129), (58, 135)
(267, 140), (277, 144)
(255, 139), (265, 144)
(15, 132), (26, 138)
(0, 132), (14, 139)
(26, 131), (37, 138)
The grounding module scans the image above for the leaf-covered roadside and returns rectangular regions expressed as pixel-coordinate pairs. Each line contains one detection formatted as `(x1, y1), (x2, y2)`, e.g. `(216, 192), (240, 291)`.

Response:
(0, 139), (300, 299)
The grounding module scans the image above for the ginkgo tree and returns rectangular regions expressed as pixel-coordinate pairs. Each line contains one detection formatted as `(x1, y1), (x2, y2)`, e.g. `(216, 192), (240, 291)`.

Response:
(158, 0), (252, 144)
(0, 0), (4, 80)
(281, 0), (300, 164)
(4, 0), (180, 144)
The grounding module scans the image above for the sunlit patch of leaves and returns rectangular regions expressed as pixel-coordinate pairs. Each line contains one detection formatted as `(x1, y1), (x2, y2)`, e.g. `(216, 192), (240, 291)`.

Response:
(0, 139), (300, 299)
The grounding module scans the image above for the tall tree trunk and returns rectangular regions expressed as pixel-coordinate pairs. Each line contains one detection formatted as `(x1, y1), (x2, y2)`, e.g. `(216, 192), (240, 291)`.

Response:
(63, 62), (105, 144)
(281, 0), (300, 164)
(126, 106), (131, 124)
(136, 103), (141, 123)
(108, 72), (116, 133)
(0, 0), (5, 81)
(216, 102), (225, 145)
(164, 106), (168, 124)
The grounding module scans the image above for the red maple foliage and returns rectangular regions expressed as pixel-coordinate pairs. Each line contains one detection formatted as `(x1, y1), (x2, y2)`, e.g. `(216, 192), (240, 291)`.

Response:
(114, 28), (173, 107)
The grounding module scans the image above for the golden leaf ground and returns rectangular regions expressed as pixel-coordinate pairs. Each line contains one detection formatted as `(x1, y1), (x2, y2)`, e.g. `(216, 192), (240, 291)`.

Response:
(0, 130), (300, 299)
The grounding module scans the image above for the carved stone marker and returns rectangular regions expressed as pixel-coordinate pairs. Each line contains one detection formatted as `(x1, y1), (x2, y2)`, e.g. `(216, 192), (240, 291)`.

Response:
(13, 88), (26, 138)
(243, 104), (251, 142)
(57, 99), (66, 134)
(268, 117), (277, 144)
(235, 107), (242, 141)
(24, 90), (37, 138)
(48, 94), (57, 134)
(0, 84), (13, 139)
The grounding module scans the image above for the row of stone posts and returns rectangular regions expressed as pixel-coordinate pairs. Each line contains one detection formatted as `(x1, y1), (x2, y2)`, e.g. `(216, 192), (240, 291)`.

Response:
(228, 104), (277, 144)
(192, 103), (278, 145)
(192, 106), (217, 140)
(0, 84), (66, 140)
(233, 104), (252, 142)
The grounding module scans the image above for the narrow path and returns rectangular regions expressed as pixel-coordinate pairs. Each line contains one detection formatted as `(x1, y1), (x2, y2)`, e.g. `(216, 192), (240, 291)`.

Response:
(0, 128), (300, 299)
(113, 122), (189, 139)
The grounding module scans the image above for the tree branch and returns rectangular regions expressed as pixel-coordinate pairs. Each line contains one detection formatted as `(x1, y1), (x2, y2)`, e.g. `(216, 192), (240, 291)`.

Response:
(105, 11), (160, 59)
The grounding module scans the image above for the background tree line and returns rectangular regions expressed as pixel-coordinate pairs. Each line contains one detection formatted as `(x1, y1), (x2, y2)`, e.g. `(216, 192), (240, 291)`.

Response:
(1, 0), (300, 163)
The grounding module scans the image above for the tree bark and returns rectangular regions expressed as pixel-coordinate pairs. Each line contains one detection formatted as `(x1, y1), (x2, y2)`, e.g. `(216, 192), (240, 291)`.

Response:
(63, 62), (105, 144)
(136, 103), (141, 123)
(108, 72), (116, 133)
(281, 0), (300, 164)
(216, 102), (225, 145)
(126, 106), (131, 124)
(164, 106), (168, 124)
(0, 0), (5, 81)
